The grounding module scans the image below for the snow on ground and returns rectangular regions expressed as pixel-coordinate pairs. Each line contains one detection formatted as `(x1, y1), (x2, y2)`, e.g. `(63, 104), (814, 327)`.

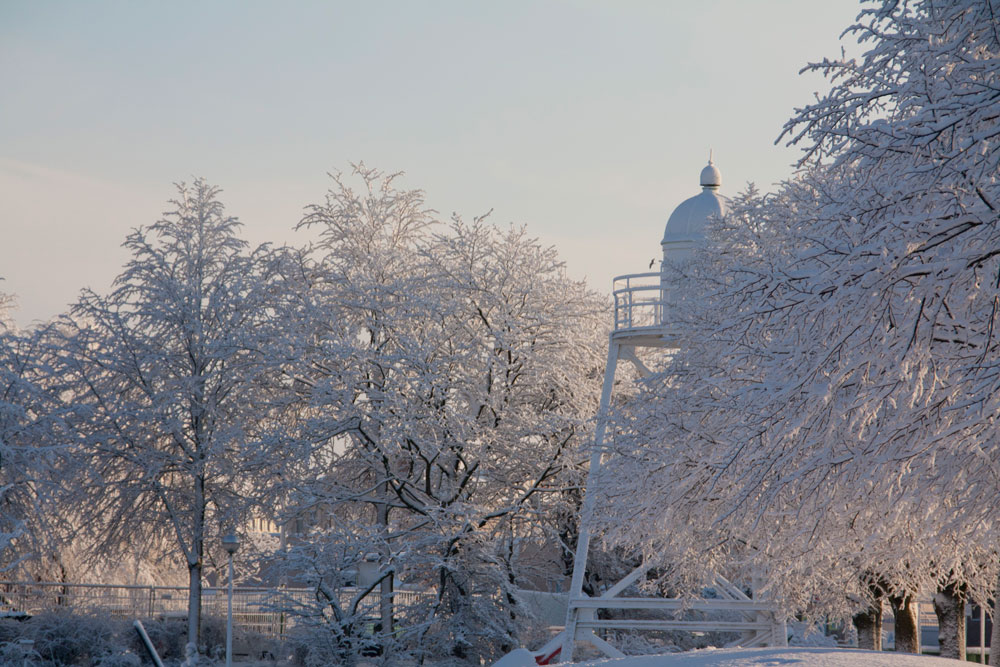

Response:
(571, 647), (966, 666)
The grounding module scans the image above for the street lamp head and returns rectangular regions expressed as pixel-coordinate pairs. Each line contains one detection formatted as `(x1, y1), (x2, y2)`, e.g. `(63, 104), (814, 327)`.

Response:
(222, 533), (240, 555)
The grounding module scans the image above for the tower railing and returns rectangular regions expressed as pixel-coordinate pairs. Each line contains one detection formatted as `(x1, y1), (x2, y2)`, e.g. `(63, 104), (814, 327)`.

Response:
(612, 271), (665, 332)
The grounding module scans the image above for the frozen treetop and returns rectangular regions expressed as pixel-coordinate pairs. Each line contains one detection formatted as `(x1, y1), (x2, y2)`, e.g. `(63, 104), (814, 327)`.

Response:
(661, 159), (726, 245)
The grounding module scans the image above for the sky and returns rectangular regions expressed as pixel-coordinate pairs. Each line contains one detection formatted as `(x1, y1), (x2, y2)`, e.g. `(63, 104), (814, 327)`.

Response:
(1, 1), (863, 328)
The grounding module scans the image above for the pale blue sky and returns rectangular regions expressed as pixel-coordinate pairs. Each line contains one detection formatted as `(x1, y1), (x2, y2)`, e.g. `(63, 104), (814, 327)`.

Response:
(1, 1), (861, 327)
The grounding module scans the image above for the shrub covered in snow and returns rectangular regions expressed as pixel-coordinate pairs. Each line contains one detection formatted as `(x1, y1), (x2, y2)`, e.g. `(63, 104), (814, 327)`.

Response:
(0, 611), (131, 666)
(0, 611), (280, 666)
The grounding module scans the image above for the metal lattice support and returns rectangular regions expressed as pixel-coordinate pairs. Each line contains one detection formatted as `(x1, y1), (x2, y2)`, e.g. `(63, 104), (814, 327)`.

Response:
(557, 276), (786, 663)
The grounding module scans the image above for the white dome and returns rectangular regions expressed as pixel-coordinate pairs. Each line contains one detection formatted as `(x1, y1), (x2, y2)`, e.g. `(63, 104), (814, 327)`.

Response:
(661, 160), (727, 245)
(661, 191), (725, 243)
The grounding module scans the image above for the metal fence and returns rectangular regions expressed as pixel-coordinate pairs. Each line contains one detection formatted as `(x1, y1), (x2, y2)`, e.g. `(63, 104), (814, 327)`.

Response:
(0, 581), (433, 640)
(612, 271), (665, 331)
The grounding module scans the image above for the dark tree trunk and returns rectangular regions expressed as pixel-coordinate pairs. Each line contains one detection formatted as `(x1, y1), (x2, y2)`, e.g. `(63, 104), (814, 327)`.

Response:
(855, 573), (886, 650)
(889, 593), (919, 654)
(990, 572), (1000, 666)
(187, 472), (206, 654)
(187, 559), (202, 654)
(854, 601), (883, 651)
(376, 496), (394, 643)
(933, 581), (966, 660)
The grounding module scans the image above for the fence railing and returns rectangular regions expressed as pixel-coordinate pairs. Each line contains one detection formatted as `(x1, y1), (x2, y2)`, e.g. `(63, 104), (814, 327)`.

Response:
(0, 581), (433, 640)
(612, 272), (666, 331)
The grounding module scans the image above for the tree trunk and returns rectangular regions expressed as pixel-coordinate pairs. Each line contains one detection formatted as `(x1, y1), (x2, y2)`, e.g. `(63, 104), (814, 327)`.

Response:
(187, 473), (206, 656)
(890, 593), (919, 654)
(855, 574), (886, 650)
(990, 572), (1000, 666)
(187, 561), (202, 660)
(854, 601), (883, 651)
(376, 495), (393, 643)
(933, 582), (966, 661)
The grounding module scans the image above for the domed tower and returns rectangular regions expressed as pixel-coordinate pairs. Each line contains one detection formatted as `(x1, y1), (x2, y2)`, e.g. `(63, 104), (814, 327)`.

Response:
(608, 158), (728, 335)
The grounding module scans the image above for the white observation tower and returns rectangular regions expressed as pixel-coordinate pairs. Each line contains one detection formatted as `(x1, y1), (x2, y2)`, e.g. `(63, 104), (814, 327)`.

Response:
(551, 159), (786, 663)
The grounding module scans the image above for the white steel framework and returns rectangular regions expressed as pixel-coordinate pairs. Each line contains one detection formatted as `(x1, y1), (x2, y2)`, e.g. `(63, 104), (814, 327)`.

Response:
(554, 272), (787, 663)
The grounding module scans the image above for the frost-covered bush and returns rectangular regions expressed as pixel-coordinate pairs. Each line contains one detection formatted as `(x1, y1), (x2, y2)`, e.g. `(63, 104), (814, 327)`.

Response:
(24, 611), (123, 665)
(126, 614), (279, 664)
(0, 611), (148, 666)
(126, 617), (188, 663)
(196, 615), (281, 662)
(93, 652), (142, 667)
(787, 621), (840, 648)
(0, 610), (285, 666)
(277, 594), (416, 667)
(0, 639), (37, 665)
(0, 616), (25, 644)
(198, 615), (228, 660)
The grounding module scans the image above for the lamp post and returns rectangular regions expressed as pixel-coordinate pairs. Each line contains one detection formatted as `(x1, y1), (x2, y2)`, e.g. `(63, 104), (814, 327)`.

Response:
(221, 533), (240, 667)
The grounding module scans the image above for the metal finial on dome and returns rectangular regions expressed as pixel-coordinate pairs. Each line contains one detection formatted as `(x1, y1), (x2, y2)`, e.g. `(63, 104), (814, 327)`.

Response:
(700, 153), (721, 189)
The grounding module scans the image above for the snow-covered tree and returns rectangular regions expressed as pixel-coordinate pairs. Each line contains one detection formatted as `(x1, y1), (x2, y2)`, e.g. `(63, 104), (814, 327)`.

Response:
(0, 290), (57, 572)
(594, 0), (1000, 660)
(48, 180), (301, 653)
(273, 165), (607, 664)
